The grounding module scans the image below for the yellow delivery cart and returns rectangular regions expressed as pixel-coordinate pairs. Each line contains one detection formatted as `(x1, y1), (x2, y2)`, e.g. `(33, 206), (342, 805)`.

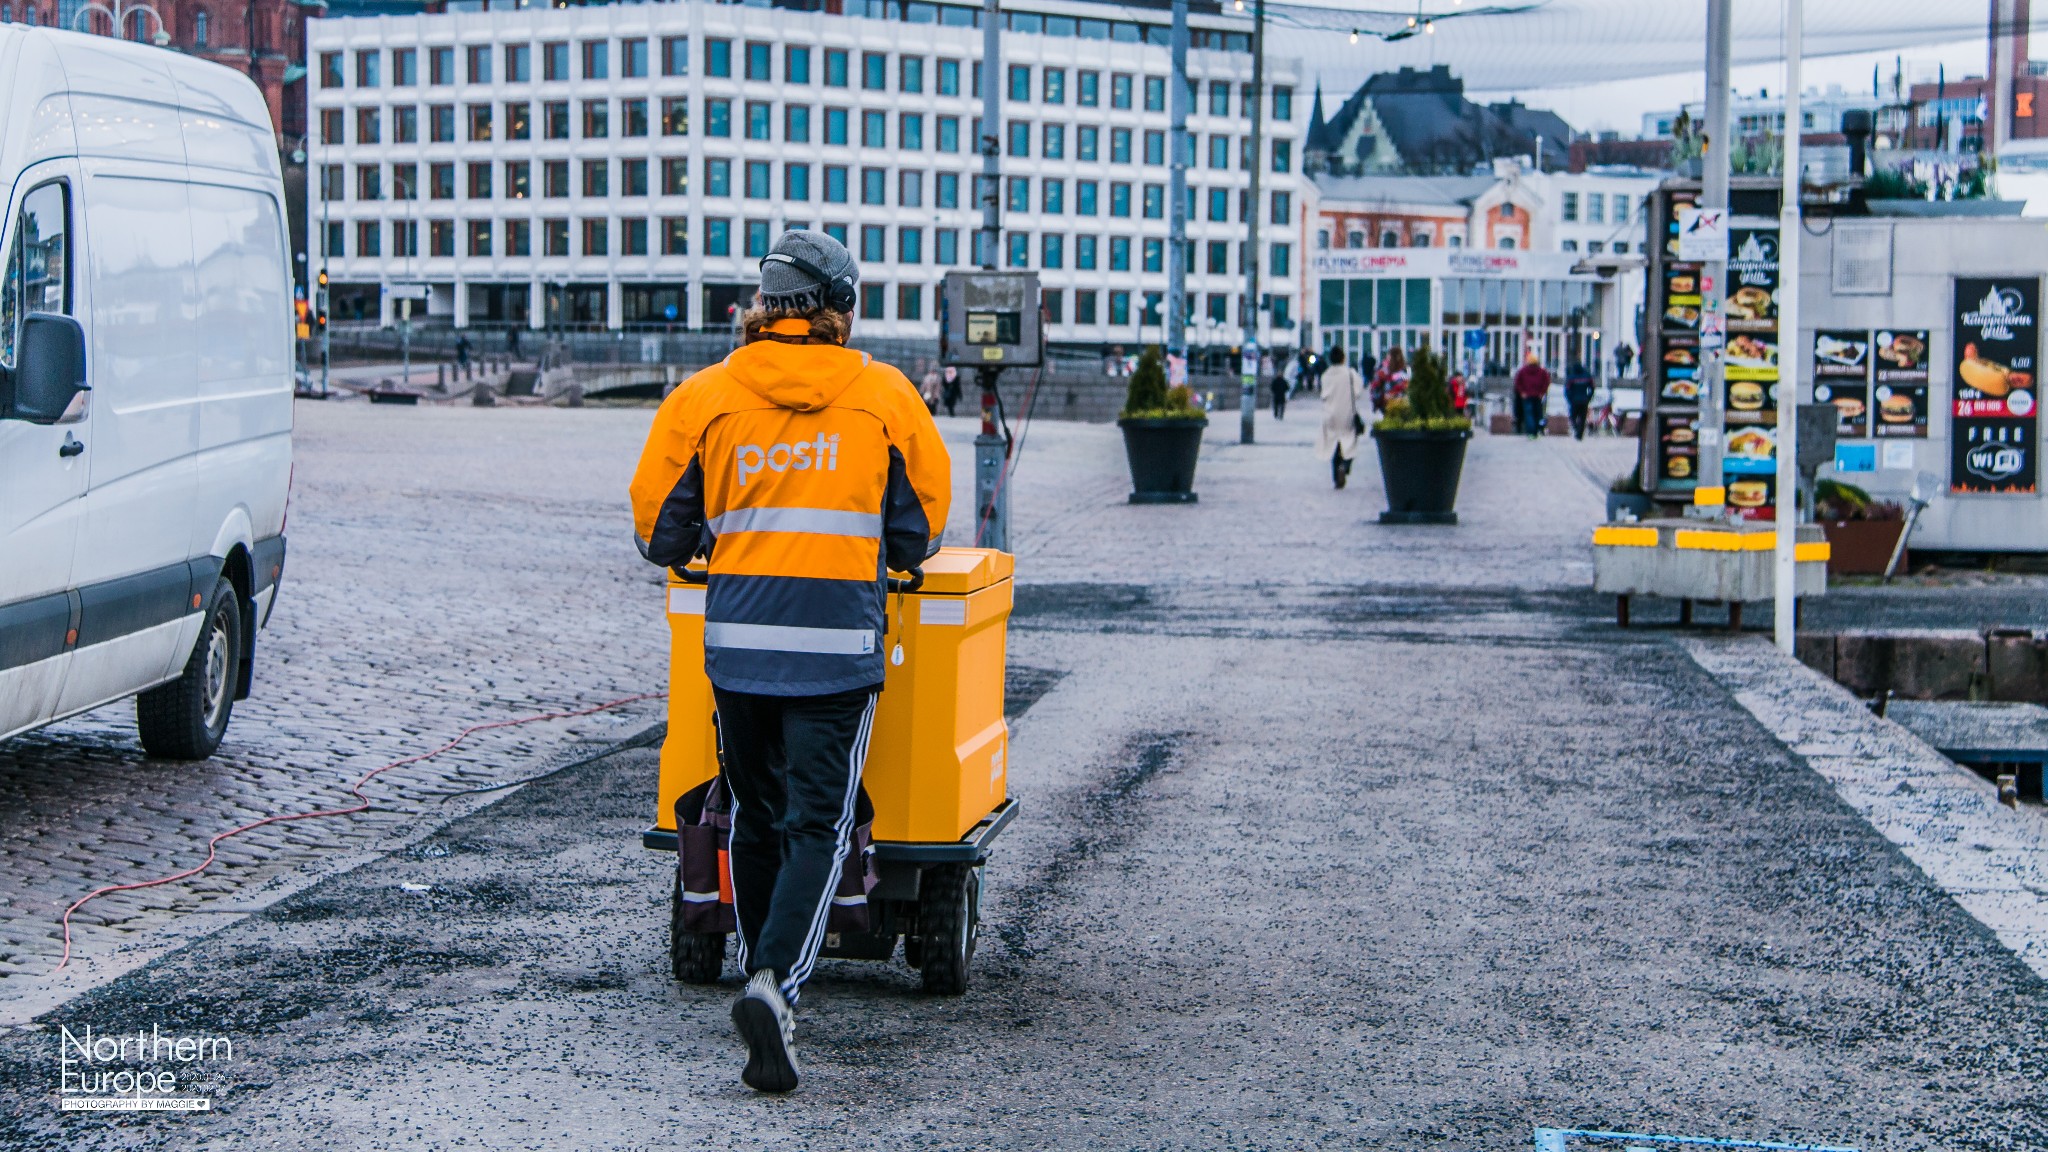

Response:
(644, 546), (1018, 994)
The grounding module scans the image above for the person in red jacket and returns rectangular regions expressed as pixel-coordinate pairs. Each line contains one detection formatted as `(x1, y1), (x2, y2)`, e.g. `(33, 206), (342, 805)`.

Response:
(1512, 352), (1552, 438)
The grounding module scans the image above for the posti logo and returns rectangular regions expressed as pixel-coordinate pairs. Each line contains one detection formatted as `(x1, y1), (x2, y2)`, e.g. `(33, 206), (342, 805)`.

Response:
(736, 434), (839, 485)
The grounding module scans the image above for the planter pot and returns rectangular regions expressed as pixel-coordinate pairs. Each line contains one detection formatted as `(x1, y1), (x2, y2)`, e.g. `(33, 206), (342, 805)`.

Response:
(1118, 416), (1208, 504)
(1372, 427), (1471, 524)
(1820, 519), (1908, 576)
(1607, 492), (1655, 522)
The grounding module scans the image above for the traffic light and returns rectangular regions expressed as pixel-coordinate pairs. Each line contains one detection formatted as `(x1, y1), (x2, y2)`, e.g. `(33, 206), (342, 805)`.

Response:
(294, 298), (310, 341)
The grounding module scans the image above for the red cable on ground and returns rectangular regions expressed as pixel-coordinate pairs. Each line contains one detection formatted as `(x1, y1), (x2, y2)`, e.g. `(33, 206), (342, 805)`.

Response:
(54, 691), (666, 973)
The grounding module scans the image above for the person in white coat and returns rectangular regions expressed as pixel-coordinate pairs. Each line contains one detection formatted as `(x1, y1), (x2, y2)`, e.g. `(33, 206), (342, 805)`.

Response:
(1317, 345), (1367, 489)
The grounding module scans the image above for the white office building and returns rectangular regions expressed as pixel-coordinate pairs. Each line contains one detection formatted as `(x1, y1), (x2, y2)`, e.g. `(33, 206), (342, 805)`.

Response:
(306, 0), (1308, 347)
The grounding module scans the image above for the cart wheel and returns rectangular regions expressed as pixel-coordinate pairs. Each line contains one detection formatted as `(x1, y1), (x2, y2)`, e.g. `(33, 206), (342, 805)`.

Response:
(670, 877), (726, 984)
(917, 864), (979, 996)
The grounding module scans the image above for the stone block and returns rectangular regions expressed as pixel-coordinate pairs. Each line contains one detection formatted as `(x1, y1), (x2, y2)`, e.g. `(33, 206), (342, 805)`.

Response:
(1489, 412), (1515, 435)
(1796, 632), (1836, 680)
(1835, 630), (1986, 699)
(1987, 629), (2048, 703)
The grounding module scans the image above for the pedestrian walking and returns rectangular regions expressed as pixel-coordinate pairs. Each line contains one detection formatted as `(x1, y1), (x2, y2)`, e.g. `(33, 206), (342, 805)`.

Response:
(1614, 343), (1635, 380)
(1317, 345), (1366, 489)
(455, 333), (471, 371)
(1512, 352), (1551, 438)
(1370, 347), (1409, 413)
(1270, 370), (1288, 420)
(1564, 360), (1595, 440)
(941, 366), (962, 417)
(919, 364), (944, 414)
(629, 230), (951, 1095)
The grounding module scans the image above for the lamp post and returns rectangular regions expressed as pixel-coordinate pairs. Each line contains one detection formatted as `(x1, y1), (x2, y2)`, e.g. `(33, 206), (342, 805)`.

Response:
(1166, 0), (1189, 380)
(72, 0), (170, 45)
(1774, 0), (1804, 653)
(1237, 0), (1266, 444)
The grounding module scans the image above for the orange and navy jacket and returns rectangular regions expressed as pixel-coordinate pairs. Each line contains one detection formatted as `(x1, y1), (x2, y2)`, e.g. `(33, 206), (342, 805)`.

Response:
(630, 327), (952, 696)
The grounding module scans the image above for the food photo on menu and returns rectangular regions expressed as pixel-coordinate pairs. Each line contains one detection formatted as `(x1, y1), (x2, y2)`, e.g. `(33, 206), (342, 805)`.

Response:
(1872, 329), (1931, 437)
(1812, 330), (1872, 436)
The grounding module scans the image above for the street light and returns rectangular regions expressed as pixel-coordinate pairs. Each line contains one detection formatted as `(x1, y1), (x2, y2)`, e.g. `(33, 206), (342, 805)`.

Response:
(72, 0), (170, 46)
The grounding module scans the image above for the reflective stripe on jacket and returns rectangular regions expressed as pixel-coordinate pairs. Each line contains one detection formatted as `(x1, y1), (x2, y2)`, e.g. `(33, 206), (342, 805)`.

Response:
(630, 331), (952, 696)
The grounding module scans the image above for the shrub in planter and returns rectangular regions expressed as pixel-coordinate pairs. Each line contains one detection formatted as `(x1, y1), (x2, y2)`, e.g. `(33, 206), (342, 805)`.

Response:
(1815, 478), (1908, 575)
(1371, 346), (1472, 524)
(1118, 347), (1207, 504)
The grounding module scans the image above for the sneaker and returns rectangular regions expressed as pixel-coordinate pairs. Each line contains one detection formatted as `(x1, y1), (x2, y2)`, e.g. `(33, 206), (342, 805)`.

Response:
(732, 970), (799, 1093)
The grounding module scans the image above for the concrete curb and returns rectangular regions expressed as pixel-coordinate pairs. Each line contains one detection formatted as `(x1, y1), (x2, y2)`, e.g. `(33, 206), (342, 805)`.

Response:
(1683, 634), (2048, 980)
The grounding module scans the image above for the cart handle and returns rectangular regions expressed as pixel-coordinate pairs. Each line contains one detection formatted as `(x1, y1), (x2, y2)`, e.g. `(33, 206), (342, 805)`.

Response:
(678, 565), (922, 593)
(672, 565), (708, 586)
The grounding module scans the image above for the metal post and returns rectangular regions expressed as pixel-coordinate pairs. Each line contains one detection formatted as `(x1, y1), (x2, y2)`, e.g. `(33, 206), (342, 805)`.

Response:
(974, 0), (1009, 551)
(1774, 0), (1803, 653)
(1698, 0), (1733, 510)
(1167, 0), (1189, 367)
(401, 298), (412, 388)
(319, 165), (331, 396)
(1238, 0), (1265, 443)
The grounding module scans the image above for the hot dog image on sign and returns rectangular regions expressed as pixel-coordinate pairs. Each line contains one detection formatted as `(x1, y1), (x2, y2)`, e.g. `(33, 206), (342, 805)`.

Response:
(1951, 277), (2039, 494)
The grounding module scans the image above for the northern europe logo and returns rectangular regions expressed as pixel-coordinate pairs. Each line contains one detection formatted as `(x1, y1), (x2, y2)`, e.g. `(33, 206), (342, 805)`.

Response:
(736, 434), (839, 485)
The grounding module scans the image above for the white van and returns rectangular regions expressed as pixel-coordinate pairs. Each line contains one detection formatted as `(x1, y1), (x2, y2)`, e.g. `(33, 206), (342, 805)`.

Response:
(0, 28), (292, 758)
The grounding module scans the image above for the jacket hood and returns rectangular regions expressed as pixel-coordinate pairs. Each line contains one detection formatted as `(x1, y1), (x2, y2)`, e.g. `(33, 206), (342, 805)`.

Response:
(724, 340), (871, 412)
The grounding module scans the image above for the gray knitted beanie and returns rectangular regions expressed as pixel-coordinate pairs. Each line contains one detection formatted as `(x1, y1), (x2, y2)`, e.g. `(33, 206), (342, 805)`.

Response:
(757, 229), (859, 313)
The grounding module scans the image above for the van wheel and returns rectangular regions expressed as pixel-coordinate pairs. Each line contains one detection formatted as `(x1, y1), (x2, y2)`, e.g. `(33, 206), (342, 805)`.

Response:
(136, 577), (243, 761)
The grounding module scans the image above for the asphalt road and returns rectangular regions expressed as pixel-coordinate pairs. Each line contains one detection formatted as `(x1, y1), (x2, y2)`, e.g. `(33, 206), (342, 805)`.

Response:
(4, 582), (2043, 1151)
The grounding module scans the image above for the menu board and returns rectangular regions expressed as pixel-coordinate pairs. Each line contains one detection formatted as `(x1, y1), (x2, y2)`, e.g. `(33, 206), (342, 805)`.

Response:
(1812, 330), (1871, 437)
(1663, 193), (1697, 259)
(1657, 411), (1698, 483)
(1660, 334), (1701, 403)
(1661, 264), (1703, 335)
(1724, 229), (1780, 334)
(1951, 278), (2040, 494)
(1872, 328), (1930, 439)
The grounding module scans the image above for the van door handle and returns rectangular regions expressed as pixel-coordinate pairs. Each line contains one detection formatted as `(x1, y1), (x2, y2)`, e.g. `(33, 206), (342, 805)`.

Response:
(59, 438), (84, 458)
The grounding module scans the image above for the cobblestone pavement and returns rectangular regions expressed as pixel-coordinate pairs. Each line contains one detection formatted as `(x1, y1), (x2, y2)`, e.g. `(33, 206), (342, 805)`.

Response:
(0, 398), (1630, 1018)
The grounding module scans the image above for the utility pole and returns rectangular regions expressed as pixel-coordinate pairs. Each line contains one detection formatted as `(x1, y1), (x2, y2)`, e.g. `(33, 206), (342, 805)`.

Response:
(319, 173), (331, 396)
(974, 0), (1009, 550)
(1696, 0), (1733, 513)
(1238, 0), (1265, 444)
(1774, 0), (1803, 653)
(1167, 0), (1189, 377)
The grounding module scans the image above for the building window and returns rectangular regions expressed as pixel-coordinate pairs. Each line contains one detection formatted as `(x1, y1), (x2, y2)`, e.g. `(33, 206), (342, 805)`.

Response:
(1142, 184), (1162, 219)
(504, 161), (530, 199)
(824, 166), (848, 203)
(356, 220), (380, 256)
(824, 48), (848, 87)
(580, 218), (606, 256)
(619, 38), (646, 79)
(706, 99), (730, 138)
(935, 228), (957, 265)
(356, 164), (382, 200)
(356, 50), (380, 87)
(1076, 288), (1098, 324)
(1206, 81), (1228, 116)
(544, 160), (570, 197)
(1041, 233), (1063, 269)
(1075, 126), (1099, 163)
(390, 163), (416, 200)
(707, 159), (731, 197)
(1112, 73), (1133, 109)
(704, 218), (729, 256)
(1206, 293), (1226, 324)
(1043, 67), (1065, 104)
(1206, 240), (1227, 274)
(1411, 232), (1431, 248)
(1041, 178), (1063, 214)
(1006, 232), (1028, 268)
(863, 110), (887, 148)
(584, 159), (609, 198)
(1347, 231), (1363, 248)
(543, 101), (568, 140)
(622, 218), (648, 256)
(430, 46), (455, 85)
(861, 167), (886, 205)
(1587, 193), (1606, 224)
(897, 283), (922, 320)
(391, 49), (416, 87)
(392, 220), (416, 257)
(543, 41), (568, 81)
(663, 98), (688, 136)
(861, 51), (887, 91)
(1109, 289), (1130, 326)
(787, 45), (811, 84)
(935, 172), (959, 210)
(1143, 75), (1164, 111)
(898, 226), (922, 264)
(1109, 236), (1130, 271)
(860, 284), (885, 320)
(1270, 191), (1290, 226)
(1272, 139), (1292, 174)
(1380, 231), (1399, 248)
(745, 40), (772, 81)
(505, 102), (529, 140)
(320, 108), (344, 146)
(859, 224), (886, 262)
(662, 157), (688, 196)
(785, 163), (810, 200)
(1273, 86), (1293, 121)
(1041, 288), (1062, 324)
(1077, 70), (1099, 107)
(663, 218), (689, 255)
(1561, 192), (1578, 222)
(898, 170), (923, 208)
(355, 107), (380, 145)
(1208, 135), (1228, 170)
(744, 219), (771, 258)
(662, 36), (688, 77)
(1498, 236), (1517, 250)
(744, 161), (770, 199)
(937, 58), (959, 96)
(320, 51), (342, 88)
(937, 116), (959, 152)
(1141, 238), (1165, 273)
(745, 101), (771, 141)
(1043, 124), (1064, 160)
(319, 164), (343, 201)
(467, 162), (492, 199)
(900, 113), (923, 151)
(786, 105), (811, 143)
(705, 38), (730, 78)
(467, 104), (492, 142)
(584, 100), (609, 138)
(192, 9), (209, 46)
(1075, 181), (1098, 216)
(505, 44), (530, 82)
(429, 219), (454, 257)
(425, 104), (450, 142)
(1006, 177), (1029, 213)
(1144, 130), (1165, 165)
(1075, 234), (1097, 270)
(507, 219), (531, 256)
(825, 107), (849, 144)
(1008, 64), (1030, 101)
(900, 55), (923, 94)
(1269, 242), (1289, 277)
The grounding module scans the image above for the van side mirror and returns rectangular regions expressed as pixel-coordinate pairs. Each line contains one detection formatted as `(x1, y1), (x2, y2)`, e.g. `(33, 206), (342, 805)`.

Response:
(5, 313), (88, 424)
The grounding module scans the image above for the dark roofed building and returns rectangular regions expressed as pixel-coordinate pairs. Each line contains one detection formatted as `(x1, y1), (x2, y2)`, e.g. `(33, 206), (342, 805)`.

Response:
(1306, 65), (1574, 178)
